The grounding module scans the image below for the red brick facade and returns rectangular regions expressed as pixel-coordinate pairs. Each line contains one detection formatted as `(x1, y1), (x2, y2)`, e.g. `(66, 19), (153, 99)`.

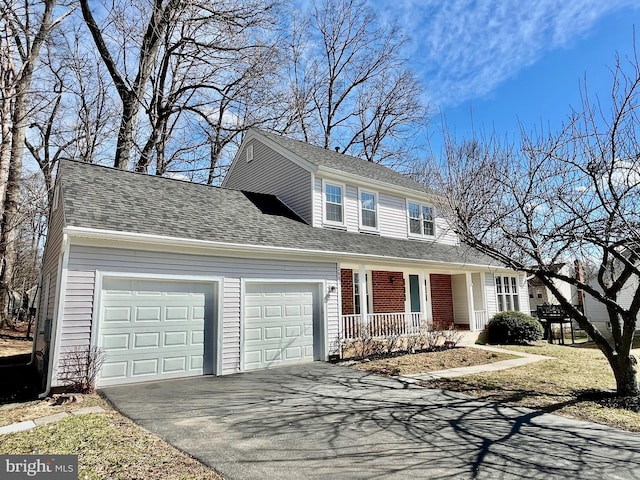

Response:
(340, 269), (406, 314)
(340, 269), (354, 315)
(371, 271), (405, 313)
(430, 274), (454, 328)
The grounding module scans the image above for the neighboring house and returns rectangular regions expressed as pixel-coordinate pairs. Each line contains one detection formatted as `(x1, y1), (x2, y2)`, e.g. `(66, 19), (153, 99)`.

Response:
(528, 262), (584, 316)
(582, 261), (638, 338)
(34, 129), (530, 390)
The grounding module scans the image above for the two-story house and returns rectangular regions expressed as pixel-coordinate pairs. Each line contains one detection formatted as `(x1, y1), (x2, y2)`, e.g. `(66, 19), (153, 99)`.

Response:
(33, 129), (529, 391)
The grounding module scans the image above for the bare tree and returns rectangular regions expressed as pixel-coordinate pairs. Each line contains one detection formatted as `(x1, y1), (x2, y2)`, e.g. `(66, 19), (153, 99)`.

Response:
(285, 0), (427, 163)
(25, 29), (117, 203)
(133, 0), (283, 183)
(79, 0), (183, 170)
(437, 52), (640, 396)
(80, 0), (282, 173)
(0, 0), (66, 326)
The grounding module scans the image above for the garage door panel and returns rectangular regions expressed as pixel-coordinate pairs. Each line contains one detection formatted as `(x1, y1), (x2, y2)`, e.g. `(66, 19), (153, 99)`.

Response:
(98, 278), (213, 386)
(102, 333), (130, 350)
(264, 305), (282, 318)
(103, 307), (131, 323)
(286, 325), (301, 337)
(166, 306), (189, 321)
(244, 283), (318, 371)
(135, 306), (162, 322)
(164, 331), (188, 346)
(163, 356), (186, 373)
(133, 332), (160, 348)
(101, 361), (127, 381)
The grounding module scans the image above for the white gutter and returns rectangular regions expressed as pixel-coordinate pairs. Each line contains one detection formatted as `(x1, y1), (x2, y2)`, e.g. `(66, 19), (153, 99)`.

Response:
(39, 233), (69, 399)
(64, 225), (506, 271)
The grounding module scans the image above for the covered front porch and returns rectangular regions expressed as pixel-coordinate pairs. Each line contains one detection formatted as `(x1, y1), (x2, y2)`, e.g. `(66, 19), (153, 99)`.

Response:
(339, 264), (490, 340)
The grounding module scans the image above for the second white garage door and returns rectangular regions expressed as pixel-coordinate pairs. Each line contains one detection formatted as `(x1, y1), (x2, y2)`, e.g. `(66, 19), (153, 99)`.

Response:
(244, 283), (319, 371)
(97, 277), (216, 386)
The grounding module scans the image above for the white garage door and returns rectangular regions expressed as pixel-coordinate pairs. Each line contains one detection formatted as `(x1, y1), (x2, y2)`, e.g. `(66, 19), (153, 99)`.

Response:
(244, 283), (318, 371)
(97, 278), (214, 386)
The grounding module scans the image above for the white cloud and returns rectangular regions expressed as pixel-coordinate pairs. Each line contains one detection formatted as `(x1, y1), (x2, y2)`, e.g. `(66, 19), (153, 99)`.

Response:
(370, 0), (637, 107)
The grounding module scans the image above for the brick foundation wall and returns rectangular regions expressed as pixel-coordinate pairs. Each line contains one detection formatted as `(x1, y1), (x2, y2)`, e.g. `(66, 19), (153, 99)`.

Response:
(340, 269), (354, 315)
(430, 274), (454, 328)
(372, 271), (405, 313)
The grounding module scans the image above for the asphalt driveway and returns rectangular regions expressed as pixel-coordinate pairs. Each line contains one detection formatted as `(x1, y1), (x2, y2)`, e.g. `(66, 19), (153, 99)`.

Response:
(101, 363), (640, 480)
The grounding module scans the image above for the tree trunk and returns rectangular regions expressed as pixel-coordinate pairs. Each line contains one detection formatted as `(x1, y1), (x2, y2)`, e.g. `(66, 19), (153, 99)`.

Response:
(0, 83), (27, 326)
(115, 96), (136, 170)
(611, 353), (639, 396)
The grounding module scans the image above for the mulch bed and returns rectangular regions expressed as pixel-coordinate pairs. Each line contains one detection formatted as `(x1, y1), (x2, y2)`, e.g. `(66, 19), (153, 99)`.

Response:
(349, 347), (515, 376)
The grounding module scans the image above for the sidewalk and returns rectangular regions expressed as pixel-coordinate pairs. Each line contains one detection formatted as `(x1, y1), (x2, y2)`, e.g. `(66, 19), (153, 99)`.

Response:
(400, 343), (552, 382)
(0, 406), (106, 435)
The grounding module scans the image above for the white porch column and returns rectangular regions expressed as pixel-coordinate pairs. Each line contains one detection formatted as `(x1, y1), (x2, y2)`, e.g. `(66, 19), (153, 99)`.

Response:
(359, 265), (368, 325)
(419, 272), (428, 325)
(466, 272), (476, 332)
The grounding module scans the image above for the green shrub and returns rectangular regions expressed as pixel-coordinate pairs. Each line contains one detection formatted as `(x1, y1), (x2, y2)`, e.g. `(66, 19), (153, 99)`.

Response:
(488, 311), (544, 345)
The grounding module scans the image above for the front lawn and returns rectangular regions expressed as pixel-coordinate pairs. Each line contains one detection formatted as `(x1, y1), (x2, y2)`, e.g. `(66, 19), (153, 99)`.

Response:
(425, 342), (640, 432)
(0, 396), (222, 480)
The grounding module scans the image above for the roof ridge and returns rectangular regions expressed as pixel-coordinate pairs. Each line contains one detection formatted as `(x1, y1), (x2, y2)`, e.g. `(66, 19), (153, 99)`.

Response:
(59, 159), (292, 199)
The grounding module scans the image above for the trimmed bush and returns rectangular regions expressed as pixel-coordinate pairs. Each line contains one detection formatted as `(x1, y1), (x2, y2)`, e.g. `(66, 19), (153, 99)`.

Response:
(488, 311), (544, 345)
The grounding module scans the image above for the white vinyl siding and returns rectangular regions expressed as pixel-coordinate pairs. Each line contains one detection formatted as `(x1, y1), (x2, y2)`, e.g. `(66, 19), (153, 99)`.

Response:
(54, 245), (339, 385)
(314, 176), (458, 244)
(485, 273), (498, 318)
(34, 184), (66, 371)
(518, 274), (531, 315)
(451, 274), (469, 325)
(224, 139), (312, 223)
(377, 192), (407, 239)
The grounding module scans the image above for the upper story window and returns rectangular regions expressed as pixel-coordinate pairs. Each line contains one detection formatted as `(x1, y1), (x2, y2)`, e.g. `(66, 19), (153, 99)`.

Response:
(359, 190), (377, 230)
(496, 275), (520, 312)
(407, 202), (434, 237)
(246, 144), (254, 162)
(324, 182), (344, 224)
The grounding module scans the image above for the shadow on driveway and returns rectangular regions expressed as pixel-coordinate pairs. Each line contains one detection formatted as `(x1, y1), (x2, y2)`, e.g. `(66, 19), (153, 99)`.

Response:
(101, 362), (640, 480)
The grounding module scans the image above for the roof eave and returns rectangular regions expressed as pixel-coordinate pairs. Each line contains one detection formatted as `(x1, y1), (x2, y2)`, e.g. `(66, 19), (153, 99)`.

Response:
(63, 226), (503, 271)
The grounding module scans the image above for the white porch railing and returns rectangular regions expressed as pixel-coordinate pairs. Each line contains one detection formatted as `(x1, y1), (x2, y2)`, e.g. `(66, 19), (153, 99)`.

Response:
(473, 310), (488, 332)
(341, 312), (422, 340)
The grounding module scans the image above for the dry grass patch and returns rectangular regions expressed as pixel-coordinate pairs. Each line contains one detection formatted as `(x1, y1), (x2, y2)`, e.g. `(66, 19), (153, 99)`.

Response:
(351, 347), (517, 376)
(0, 403), (222, 480)
(0, 394), (108, 427)
(425, 342), (640, 432)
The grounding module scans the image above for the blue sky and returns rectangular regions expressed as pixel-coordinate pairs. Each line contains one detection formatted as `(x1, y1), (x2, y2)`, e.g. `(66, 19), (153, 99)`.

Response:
(369, 0), (640, 155)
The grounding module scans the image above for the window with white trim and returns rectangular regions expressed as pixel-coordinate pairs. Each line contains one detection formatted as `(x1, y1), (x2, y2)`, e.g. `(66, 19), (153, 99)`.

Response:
(408, 202), (434, 236)
(246, 144), (254, 162)
(496, 275), (520, 312)
(324, 182), (344, 224)
(359, 190), (377, 229)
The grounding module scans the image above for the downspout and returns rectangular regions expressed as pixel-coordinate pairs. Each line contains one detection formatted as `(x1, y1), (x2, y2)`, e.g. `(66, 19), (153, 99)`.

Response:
(39, 233), (69, 399)
(28, 272), (42, 366)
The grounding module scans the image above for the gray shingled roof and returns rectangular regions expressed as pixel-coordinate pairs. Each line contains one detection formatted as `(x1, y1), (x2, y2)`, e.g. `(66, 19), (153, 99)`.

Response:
(254, 129), (431, 194)
(59, 160), (495, 267)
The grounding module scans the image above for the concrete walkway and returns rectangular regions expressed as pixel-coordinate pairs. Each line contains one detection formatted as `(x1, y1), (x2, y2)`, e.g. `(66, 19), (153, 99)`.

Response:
(401, 344), (552, 382)
(0, 406), (105, 435)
